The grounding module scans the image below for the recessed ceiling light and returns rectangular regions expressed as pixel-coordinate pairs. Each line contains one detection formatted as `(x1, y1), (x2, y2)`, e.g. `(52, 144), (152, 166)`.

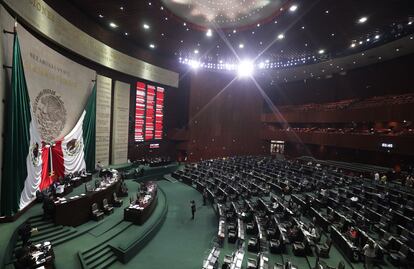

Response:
(257, 23), (260, 27)
(239, 43), (244, 49)
(325, 10), (329, 14)
(160, 6), (164, 10)
(375, 35), (380, 39)
(206, 29), (212, 37)
(148, 2), (152, 6)
(109, 22), (118, 28)
(350, 43), (356, 48)
(358, 17), (368, 24)
(289, 5), (298, 12)
(396, 48), (400, 52)
(183, 22), (187, 26)
(408, 21), (413, 25)
(149, 43), (155, 49)
(194, 49), (199, 54)
(331, 33), (335, 37)
(318, 49), (325, 54)
(143, 23), (150, 29)
(124, 32), (128, 36)
(277, 33), (285, 40)
(301, 26), (305, 29)
(233, 29), (237, 33)
(120, 6), (124, 10)
(366, 38), (370, 42)
(98, 14), (104, 18)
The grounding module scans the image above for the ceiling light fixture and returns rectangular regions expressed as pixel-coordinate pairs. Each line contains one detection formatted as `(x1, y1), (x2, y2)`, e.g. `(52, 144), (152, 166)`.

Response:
(277, 33), (285, 40)
(149, 43), (155, 49)
(358, 16), (368, 24)
(238, 60), (254, 77)
(289, 5), (298, 12)
(109, 22), (118, 28)
(206, 29), (212, 37)
(143, 23), (150, 29)
(239, 43), (244, 49)
(318, 49), (325, 54)
(98, 14), (104, 18)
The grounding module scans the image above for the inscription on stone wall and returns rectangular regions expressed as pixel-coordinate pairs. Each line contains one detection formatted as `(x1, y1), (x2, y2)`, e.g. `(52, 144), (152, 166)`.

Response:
(112, 81), (130, 165)
(95, 75), (112, 166)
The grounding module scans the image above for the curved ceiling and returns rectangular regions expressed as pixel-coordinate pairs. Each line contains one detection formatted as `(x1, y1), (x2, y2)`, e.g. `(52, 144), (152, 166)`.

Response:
(67, 0), (413, 79)
(159, 0), (289, 29)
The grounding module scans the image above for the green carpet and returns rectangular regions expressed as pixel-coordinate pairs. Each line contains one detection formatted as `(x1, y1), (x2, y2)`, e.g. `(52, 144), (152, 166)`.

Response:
(109, 180), (217, 269)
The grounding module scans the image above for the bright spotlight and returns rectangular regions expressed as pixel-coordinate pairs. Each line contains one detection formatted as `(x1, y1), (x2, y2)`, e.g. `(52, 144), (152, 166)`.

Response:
(238, 60), (254, 77)
(277, 33), (285, 40)
(206, 29), (212, 37)
(318, 49), (325, 54)
(289, 5), (298, 12)
(189, 60), (200, 69)
(358, 17), (368, 24)
(239, 43), (244, 49)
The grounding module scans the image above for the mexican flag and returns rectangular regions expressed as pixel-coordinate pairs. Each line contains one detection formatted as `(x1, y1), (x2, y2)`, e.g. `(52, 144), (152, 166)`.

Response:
(41, 83), (96, 188)
(0, 33), (97, 216)
(0, 33), (43, 216)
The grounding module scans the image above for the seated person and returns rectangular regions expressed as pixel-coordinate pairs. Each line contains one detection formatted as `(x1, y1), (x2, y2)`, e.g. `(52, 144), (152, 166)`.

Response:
(348, 226), (359, 243)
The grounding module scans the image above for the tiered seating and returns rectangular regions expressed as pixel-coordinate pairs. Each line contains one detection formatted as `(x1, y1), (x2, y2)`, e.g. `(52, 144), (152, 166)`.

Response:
(172, 156), (414, 268)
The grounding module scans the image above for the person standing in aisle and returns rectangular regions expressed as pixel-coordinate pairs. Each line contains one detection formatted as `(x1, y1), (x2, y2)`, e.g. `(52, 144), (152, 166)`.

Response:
(191, 200), (196, 220)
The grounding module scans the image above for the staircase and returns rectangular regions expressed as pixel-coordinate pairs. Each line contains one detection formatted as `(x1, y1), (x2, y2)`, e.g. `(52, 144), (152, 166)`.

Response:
(14, 215), (77, 249)
(79, 244), (117, 269)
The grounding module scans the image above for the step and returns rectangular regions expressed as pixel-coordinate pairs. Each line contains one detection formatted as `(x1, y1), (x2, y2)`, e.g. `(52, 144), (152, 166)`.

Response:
(86, 250), (115, 269)
(32, 222), (57, 230)
(15, 228), (76, 248)
(83, 243), (110, 259)
(85, 247), (112, 265)
(30, 225), (64, 238)
(15, 228), (65, 248)
(93, 255), (118, 269)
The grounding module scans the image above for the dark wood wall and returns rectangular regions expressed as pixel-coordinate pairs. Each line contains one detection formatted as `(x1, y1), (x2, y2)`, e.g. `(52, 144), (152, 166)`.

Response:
(184, 72), (268, 161)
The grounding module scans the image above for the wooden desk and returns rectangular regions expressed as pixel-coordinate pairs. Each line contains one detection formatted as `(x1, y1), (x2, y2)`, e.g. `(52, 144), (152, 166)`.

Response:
(54, 180), (120, 227)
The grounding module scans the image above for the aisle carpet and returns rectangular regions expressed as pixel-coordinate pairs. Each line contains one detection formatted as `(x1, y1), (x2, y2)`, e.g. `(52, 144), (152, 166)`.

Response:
(109, 180), (217, 269)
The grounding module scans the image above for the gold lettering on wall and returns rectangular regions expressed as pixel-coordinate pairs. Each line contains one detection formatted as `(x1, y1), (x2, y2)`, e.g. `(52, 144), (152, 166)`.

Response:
(4, 0), (179, 87)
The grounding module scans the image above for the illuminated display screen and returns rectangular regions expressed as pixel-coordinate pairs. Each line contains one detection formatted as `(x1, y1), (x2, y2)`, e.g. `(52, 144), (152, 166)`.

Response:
(134, 82), (165, 142)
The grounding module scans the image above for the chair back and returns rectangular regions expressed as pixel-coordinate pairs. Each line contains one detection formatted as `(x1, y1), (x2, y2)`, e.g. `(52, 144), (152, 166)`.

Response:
(400, 244), (409, 255)
(337, 261), (345, 269)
